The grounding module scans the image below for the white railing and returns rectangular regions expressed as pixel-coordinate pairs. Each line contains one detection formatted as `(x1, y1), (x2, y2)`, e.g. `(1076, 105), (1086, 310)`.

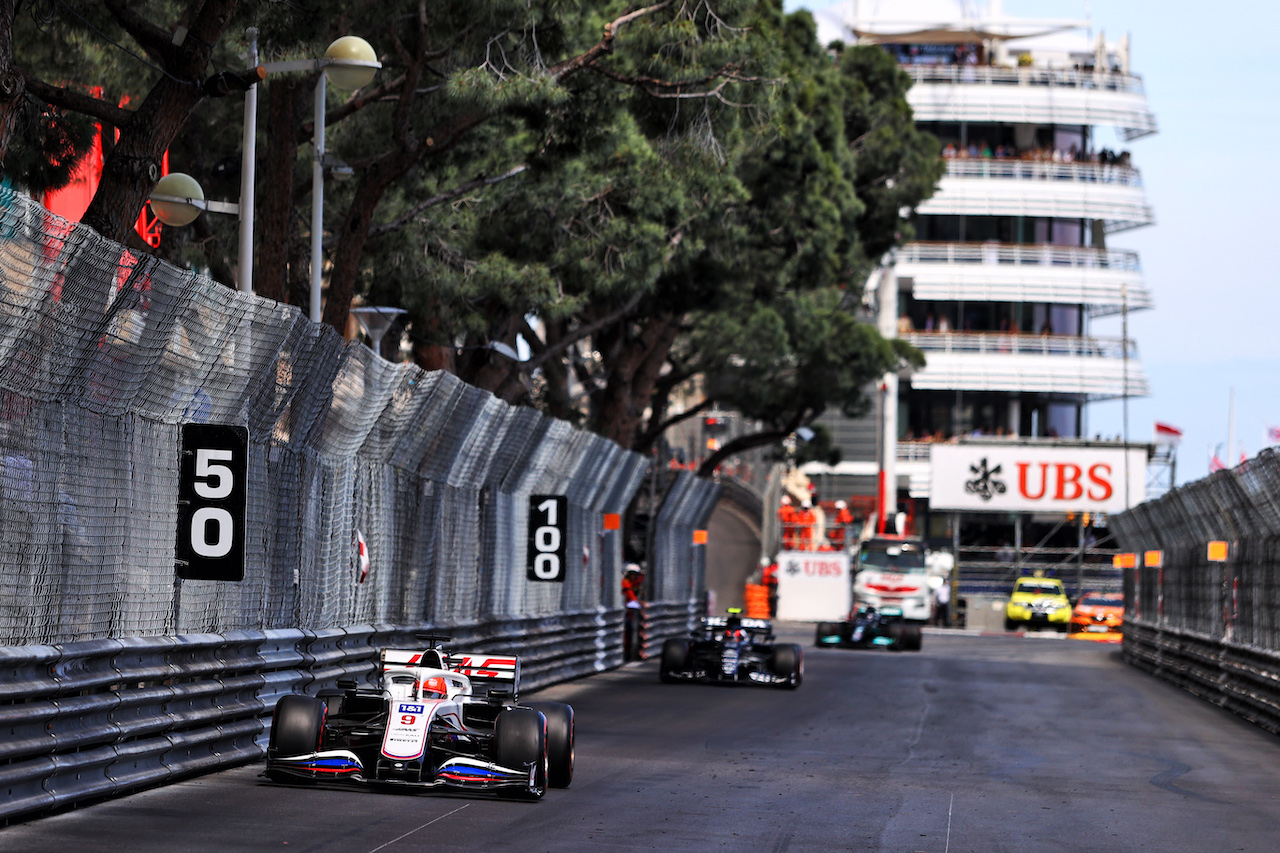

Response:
(942, 159), (1143, 187)
(906, 332), (1135, 359)
(903, 65), (1146, 95)
(899, 242), (1141, 271)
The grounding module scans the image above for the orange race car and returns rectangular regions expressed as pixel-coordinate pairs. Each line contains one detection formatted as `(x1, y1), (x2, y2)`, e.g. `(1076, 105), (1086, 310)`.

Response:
(1069, 591), (1125, 641)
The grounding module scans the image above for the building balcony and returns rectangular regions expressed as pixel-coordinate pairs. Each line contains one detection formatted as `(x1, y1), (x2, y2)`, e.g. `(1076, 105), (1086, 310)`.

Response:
(904, 332), (1149, 399)
(896, 242), (1150, 317)
(918, 160), (1154, 232)
(902, 66), (1157, 140)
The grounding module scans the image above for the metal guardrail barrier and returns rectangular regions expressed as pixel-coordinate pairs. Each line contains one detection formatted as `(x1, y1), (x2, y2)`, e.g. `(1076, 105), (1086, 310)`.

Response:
(0, 604), (698, 823)
(1113, 448), (1280, 734)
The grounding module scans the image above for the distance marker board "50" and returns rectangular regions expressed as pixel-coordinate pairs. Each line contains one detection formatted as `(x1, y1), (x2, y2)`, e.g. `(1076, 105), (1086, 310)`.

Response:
(175, 424), (248, 581)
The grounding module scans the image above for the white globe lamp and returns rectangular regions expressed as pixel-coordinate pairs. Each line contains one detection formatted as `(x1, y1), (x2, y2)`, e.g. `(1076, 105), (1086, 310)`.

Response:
(323, 36), (378, 89)
(150, 172), (205, 226)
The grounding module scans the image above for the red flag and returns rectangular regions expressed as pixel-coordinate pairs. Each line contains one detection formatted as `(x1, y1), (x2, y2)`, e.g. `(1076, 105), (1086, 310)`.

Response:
(355, 529), (370, 583)
(1268, 425), (1280, 445)
(1154, 422), (1182, 445)
(1209, 454), (1225, 473)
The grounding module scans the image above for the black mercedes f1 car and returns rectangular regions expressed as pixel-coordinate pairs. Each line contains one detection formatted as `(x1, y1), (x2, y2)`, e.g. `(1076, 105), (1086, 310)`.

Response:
(814, 605), (923, 651)
(659, 610), (802, 689)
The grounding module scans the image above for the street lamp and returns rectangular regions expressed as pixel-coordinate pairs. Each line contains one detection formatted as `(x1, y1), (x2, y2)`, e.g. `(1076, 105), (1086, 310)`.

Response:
(349, 305), (406, 356)
(150, 31), (380, 317)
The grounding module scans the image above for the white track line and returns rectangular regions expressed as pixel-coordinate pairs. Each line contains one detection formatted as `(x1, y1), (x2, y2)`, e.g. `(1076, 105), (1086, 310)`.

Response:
(365, 803), (472, 853)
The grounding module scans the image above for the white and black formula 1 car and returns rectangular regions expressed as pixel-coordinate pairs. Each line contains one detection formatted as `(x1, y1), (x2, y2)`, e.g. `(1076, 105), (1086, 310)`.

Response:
(263, 635), (573, 800)
(659, 609), (803, 689)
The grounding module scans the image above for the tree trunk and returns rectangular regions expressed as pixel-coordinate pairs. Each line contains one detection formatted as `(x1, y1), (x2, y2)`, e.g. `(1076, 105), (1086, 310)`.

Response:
(595, 312), (681, 449)
(0, 0), (22, 177)
(80, 1), (238, 245)
(256, 77), (306, 306)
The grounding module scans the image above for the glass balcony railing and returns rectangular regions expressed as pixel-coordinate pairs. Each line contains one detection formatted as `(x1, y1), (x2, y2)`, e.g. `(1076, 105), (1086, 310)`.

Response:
(899, 242), (1141, 271)
(942, 158), (1142, 187)
(905, 332), (1135, 359)
(903, 65), (1146, 96)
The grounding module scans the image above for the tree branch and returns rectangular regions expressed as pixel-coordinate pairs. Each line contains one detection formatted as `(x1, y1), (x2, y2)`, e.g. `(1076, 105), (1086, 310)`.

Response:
(103, 0), (175, 67)
(23, 76), (133, 126)
(524, 291), (645, 372)
(696, 409), (812, 477)
(547, 1), (675, 80)
(367, 164), (528, 239)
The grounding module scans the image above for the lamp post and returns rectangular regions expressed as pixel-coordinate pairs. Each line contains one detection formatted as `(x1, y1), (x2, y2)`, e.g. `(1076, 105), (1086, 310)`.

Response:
(150, 32), (380, 317)
(349, 305), (406, 357)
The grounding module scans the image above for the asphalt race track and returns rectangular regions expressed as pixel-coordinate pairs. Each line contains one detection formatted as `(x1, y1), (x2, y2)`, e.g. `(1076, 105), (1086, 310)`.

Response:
(5, 624), (1280, 852)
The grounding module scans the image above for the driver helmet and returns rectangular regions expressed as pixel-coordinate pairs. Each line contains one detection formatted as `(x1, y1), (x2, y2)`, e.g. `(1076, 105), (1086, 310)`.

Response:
(419, 675), (448, 699)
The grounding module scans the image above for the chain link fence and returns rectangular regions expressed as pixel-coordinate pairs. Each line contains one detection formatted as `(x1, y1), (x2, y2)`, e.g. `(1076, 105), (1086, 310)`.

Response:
(1112, 447), (1280, 649)
(0, 187), (720, 648)
(1112, 448), (1280, 735)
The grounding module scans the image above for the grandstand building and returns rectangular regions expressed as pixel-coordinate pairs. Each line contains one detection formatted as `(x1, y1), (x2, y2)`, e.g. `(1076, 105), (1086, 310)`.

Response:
(803, 0), (1161, 617)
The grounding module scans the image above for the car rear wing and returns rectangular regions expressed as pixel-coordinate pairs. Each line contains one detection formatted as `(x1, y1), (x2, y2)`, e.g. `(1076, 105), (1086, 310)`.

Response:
(381, 649), (522, 698)
(445, 653), (521, 698)
(703, 616), (774, 640)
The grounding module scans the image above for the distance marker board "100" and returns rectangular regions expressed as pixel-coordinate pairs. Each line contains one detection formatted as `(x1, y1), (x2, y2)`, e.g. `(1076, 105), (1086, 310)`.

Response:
(175, 423), (248, 581)
(527, 495), (568, 582)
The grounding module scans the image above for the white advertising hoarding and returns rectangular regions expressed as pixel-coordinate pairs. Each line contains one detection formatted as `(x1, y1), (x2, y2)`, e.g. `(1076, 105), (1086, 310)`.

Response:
(774, 550), (852, 622)
(929, 444), (1147, 514)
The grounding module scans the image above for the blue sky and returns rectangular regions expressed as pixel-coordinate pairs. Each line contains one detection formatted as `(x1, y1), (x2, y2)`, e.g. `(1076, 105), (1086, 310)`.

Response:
(785, 0), (1280, 486)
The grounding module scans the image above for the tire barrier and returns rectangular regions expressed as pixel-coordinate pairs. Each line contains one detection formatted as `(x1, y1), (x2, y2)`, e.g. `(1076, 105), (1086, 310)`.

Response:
(0, 604), (684, 823)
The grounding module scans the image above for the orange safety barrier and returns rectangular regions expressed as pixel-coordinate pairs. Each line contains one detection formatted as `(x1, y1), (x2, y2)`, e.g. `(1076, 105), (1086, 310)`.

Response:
(743, 584), (771, 619)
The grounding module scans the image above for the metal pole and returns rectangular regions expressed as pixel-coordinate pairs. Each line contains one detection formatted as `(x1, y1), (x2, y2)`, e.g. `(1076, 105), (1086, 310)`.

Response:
(310, 73), (326, 324)
(237, 28), (258, 295)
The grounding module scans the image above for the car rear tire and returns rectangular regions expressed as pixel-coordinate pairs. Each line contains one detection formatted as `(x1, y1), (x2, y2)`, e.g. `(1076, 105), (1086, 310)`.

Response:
(267, 694), (326, 783)
(495, 708), (547, 800)
(770, 643), (803, 689)
(659, 638), (689, 683)
(814, 622), (839, 647)
(1004, 618), (1018, 632)
(899, 623), (923, 651)
(527, 702), (574, 788)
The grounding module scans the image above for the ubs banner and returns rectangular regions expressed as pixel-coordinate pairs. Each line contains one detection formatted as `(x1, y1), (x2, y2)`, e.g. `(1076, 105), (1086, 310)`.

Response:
(775, 551), (852, 622)
(929, 444), (1147, 514)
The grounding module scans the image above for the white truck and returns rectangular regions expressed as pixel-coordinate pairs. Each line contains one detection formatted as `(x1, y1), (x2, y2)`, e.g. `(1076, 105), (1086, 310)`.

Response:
(852, 537), (944, 624)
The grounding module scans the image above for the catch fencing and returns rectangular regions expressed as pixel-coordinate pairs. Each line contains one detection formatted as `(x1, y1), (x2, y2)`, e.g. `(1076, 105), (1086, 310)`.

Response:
(1112, 447), (1280, 733)
(0, 188), (720, 818)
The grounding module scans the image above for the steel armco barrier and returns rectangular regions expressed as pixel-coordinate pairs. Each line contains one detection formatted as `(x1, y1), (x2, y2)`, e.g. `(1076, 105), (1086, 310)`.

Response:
(0, 606), (678, 823)
(1113, 448), (1280, 736)
(1123, 620), (1280, 736)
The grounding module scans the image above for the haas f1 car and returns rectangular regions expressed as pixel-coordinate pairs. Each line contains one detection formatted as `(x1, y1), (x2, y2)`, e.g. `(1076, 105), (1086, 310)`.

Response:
(659, 610), (803, 689)
(264, 635), (573, 800)
(815, 605), (923, 651)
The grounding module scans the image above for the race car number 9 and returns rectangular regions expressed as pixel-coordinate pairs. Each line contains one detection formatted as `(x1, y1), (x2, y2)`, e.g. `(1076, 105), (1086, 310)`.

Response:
(527, 494), (568, 582)
(401, 714), (417, 725)
(175, 424), (248, 582)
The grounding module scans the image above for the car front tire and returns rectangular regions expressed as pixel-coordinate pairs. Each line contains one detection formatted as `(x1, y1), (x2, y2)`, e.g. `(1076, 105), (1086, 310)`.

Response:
(267, 694), (326, 783)
(495, 708), (547, 800)
(770, 643), (803, 689)
(527, 702), (574, 788)
(659, 638), (689, 683)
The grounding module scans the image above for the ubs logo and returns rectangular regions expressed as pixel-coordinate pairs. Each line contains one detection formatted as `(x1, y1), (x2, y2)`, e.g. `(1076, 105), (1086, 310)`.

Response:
(964, 457), (1006, 502)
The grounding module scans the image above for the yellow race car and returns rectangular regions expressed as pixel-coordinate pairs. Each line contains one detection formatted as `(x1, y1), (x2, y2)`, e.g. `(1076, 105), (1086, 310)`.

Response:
(1005, 576), (1071, 632)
